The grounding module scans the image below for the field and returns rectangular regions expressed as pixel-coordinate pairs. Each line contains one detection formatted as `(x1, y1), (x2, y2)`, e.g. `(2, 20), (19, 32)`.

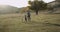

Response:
(0, 13), (60, 32)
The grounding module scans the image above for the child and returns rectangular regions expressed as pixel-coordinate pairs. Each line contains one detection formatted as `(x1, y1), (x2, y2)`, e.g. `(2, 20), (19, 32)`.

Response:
(25, 15), (27, 22)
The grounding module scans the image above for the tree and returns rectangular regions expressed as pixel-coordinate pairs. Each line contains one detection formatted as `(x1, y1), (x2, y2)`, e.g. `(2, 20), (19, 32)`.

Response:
(28, 0), (47, 15)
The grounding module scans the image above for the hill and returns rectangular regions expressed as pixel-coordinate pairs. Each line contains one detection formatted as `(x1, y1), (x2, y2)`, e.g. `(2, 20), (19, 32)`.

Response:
(0, 5), (20, 14)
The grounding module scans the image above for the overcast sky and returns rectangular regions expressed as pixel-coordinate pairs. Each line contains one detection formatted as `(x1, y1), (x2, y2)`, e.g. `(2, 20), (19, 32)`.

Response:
(0, 0), (55, 8)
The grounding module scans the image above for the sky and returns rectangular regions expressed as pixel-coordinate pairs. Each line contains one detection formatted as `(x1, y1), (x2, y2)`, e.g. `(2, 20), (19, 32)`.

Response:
(0, 0), (55, 8)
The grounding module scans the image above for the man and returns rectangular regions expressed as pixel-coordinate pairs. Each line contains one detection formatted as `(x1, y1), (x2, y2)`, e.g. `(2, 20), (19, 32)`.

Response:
(27, 11), (31, 21)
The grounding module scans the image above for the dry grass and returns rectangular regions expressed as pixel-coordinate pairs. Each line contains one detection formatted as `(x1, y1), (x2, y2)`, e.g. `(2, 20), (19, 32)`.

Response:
(0, 13), (60, 32)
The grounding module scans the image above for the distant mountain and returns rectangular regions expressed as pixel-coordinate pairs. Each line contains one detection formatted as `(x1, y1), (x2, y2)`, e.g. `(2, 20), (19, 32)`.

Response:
(0, 5), (20, 14)
(18, 7), (29, 13)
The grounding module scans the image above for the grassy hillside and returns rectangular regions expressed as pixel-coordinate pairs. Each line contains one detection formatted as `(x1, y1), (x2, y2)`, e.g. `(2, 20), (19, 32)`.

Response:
(0, 5), (60, 14)
(0, 13), (60, 32)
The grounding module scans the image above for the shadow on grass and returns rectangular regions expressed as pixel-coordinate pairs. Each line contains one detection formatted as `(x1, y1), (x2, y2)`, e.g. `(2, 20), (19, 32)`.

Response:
(23, 20), (60, 27)
(46, 23), (60, 27)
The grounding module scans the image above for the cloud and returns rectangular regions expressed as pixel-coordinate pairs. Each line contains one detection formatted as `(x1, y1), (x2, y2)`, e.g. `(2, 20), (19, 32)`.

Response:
(43, 0), (55, 3)
(0, 0), (55, 8)
(0, 0), (28, 8)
